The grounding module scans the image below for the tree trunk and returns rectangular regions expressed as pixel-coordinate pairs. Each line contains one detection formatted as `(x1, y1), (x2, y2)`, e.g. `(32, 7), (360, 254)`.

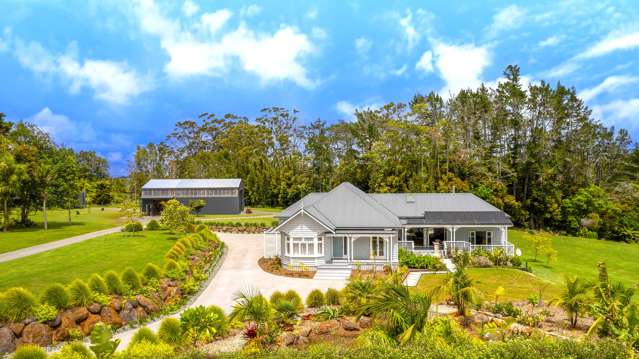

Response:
(68, 204), (72, 224)
(43, 195), (48, 230)
(20, 206), (29, 224)
(2, 198), (8, 232)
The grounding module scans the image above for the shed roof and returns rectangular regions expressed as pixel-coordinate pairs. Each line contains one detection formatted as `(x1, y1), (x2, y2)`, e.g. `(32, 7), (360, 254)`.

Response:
(142, 179), (242, 189)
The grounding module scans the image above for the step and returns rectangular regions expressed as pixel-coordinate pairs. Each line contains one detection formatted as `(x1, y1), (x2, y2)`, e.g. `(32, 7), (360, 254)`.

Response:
(314, 265), (352, 281)
(442, 258), (457, 272)
(403, 272), (422, 287)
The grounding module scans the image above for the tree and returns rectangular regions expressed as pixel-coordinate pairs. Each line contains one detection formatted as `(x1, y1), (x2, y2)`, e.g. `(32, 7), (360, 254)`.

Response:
(160, 199), (193, 232)
(92, 180), (113, 205)
(189, 199), (206, 214)
(551, 276), (592, 328)
(51, 148), (80, 223)
(119, 199), (142, 224)
(76, 150), (109, 181)
(0, 138), (24, 231)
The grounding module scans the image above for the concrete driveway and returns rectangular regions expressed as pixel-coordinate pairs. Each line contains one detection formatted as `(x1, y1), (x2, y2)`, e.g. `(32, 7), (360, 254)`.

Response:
(113, 232), (347, 348)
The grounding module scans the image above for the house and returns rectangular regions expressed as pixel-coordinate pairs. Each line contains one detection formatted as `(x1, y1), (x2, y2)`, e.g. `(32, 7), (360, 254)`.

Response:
(140, 179), (244, 215)
(264, 182), (513, 272)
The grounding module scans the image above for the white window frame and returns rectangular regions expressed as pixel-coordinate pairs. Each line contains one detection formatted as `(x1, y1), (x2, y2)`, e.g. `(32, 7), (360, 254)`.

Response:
(285, 236), (323, 257)
(469, 230), (493, 245)
(370, 236), (386, 259)
(468, 231), (476, 243)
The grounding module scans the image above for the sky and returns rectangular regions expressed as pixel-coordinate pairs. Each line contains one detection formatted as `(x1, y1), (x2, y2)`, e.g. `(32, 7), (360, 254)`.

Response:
(1, 0), (639, 176)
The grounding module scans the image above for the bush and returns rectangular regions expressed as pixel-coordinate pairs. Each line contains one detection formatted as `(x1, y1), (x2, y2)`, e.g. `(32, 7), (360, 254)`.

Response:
(488, 248), (509, 266)
(142, 263), (163, 282)
(105, 270), (124, 295)
(490, 302), (522, 318)
(130, 327), (160, 345)
(145, 219), (161, 231)
(399, 249), (447, 270)
(88, 274), (109, 294)
(123, 221), (144, 232)
(306, 289), (325, 308)
(206, 305), (228, 336)
(158, 317), (182, 345)
(195, 224), (208, 232)
(0, 287), (37, 322)
(325, 288), (340, 305)
(164, 259), (181, 273)
(69, 279), (93, 306)
(41, 283), (70, 309)
(34, 303), (58, 323)
(270, 290), (285, 305)
(51, 341), (94, 359)
(10, 344), (48, 359)
(283, 290), (303, 309)
(113, 341), (174, 359)
(121, 267), (142, 290)
(472, 255), (494, 267)
(510, 255), (523, 267)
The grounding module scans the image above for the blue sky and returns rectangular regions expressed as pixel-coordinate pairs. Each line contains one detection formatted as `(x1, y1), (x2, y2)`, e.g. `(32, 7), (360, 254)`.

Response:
(1, 0), (639, 175)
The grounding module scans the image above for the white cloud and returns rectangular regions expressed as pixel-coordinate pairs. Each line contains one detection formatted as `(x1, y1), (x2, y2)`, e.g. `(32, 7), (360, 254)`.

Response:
(354, 37), (372, 56)
(432, 41), (491, 95)
(538, 35), (561, 47)
(390, 65), (407, 76)
(415, 50), (433, 73)
(9, 36), (150, 105)
(305, 7), (318, 20)
(591, 98), (639, 129)
(579, 75), (639, 102)
(578, 31), (639, 59)
(240, 4), (261, 17)
(134, 0), (317, 88)
(335, 100), (382, 121)
(182, 0), (199, 17)
(544, 61), (581, 78)
(399, 10), (419, 50)
(27, 107), (96, 145)
(488, 5), (526, 36)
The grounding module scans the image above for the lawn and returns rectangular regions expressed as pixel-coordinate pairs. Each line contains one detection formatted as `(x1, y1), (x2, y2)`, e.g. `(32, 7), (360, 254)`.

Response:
(0, 230), (178, 294)
(416, 268), (560, 303)
(195, 207), (281, 219)
(0, 207), (125, 254)
(509, 229), (639, 288)
(201, 217), (279, 225)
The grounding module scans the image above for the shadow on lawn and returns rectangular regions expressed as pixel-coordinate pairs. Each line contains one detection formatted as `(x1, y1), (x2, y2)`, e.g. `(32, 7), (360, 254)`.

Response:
(7, 221), (88, 232)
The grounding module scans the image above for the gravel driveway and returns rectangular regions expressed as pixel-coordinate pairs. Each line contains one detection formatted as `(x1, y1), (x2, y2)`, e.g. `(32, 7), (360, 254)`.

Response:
(113, 232), (347, 349)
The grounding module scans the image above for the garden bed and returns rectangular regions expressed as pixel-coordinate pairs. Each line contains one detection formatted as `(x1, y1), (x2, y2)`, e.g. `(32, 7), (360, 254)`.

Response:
(258, 257), (315, 278)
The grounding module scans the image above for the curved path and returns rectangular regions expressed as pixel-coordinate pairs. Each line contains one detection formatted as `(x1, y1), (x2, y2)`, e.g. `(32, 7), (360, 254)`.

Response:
(113, 232), (347, 349)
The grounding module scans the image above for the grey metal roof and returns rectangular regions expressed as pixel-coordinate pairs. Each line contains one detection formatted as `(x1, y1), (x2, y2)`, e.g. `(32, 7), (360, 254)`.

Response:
(142, 179), (242, 189)
(369, 193), (501, 216)
(404, 211), (513, 226)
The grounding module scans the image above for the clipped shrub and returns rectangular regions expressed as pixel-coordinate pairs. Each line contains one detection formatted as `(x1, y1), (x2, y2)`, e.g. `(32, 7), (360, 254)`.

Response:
(51, 341), (94, 359)
(0, 287), (37, 322)
(123, 221), (144, 232)
(164, 259), (181, 272)
(325, 288), (340, 306)
(142, 263), (162, 282)
(195, 224), (208, 233)
(164, 248), (181, 261)
(114, 341), (174, 359)
(34, 303), (58, 323)
(158, 317), (182, 345)
(130, 327), (160, 345)
(306, 289), (325, 308)
(270, 290), (285, 305)
(10, 344), (48, 359)
(145, 219), (161, 231)
(69, 279), (93, 306)
(121, 267), (142, 290)
(88, 274), (109, 294)
(284, 290), (303, 309)
(41, 283), (70, 309)
(399, 249), (447, 270)
(104, 270), (124, 295)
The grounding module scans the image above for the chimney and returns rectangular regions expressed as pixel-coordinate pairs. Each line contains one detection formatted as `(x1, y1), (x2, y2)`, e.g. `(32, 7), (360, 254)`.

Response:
(452, 185), (456, 193)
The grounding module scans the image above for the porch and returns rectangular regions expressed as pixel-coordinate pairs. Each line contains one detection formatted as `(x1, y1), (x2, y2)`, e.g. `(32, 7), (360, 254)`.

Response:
(326, 233), (399, 267)
(397, 225), (514, 257)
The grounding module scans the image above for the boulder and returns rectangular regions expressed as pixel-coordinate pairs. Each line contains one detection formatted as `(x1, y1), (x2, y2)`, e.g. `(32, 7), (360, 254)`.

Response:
(48, 314), (61, 328)
(162, 286), (181, 300)
(119, 308), (138, 323)
(111, 298), (122, 312)
(357, 316), (373, 329)
(340, 319), (359, 331)
(6, 323), (25, 336)
(124, 300), (137, 310)
(135, 307), (148, 321)
(297, 336), (309, 345)
(100, 307), (123, 328)
(280, 332), (297, 346)
(62, 307), (89, 323)
(136, 295), (161, 313)
(299, 327), (312, 337)
(0, 327), (16, 354)
(80, 314), (102, 336)
(508, 323), (533, 336)
(19, 323), (52, 346)
(313, 321), (338, 335)
(88, 303), (102, 314)
(52, 327), (69, 342)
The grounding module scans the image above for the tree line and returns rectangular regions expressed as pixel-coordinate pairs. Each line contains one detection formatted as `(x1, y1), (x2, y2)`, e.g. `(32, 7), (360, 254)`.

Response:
(129, 66), (639, 242)
(0, 113), (115, 231)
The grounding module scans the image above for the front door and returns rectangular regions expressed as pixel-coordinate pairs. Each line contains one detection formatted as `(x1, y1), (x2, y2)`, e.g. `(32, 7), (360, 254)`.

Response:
(371, 236), (385, 259)
(332, 237), (348, 258)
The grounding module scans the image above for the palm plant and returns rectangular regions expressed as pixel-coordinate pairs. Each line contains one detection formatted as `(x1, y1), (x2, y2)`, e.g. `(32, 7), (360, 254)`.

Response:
(550, 275), (592, 328)
(229, 289), (272, 331)
(361, 281), (432, 344)
(589, 262), (637, 338)
(440, 267), (480, 317)
(342, 279), (376, 315)
(272, 299), (299, 325)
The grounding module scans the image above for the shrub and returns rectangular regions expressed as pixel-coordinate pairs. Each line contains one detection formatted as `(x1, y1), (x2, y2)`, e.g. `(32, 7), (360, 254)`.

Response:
(164, 248), (181, 261)
(399, 249), (447, 270)
(113, 341), (174, 359)
(41, 283), (70, 309)
(69, 279), (93, 306)
(510, 255), (523, 267)
(195, 224), (208, 232)
(180, 305), (225, 345)
(158, 317), (182, 345)
(164, 259), (181, 272)
(490, 302), (522, 318)
(306, 289), (325, 308)
(142, 263), (162, 282)
(180, 277), (199, 295)
(472, 255), (494, 267)
(488, 248), (509, 266)
(0, 287), (37, 322)
(145, 219), (161, 231)
(160, 199), (194, 233)
(123, 221), (143, 232)
(130, 327), (160, 345)
(325, 288), (340, 305)
(121, 268), (142, 290)
(34, 303), (58, 323)
(206, 305), (228, 336)
(104, 270), (124, 295)
(270, 290), (285, 305)
(283, 290), (303, 309)
(10, 344), (48, 359)
(69, 328), (83, 341)
(88, 274), (109, 294)
(316, 306), (341, 321)
(51, 341), (94, 359)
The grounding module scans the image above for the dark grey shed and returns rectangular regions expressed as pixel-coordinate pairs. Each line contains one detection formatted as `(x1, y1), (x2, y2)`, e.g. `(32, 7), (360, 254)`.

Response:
(140, 179), (244, 215)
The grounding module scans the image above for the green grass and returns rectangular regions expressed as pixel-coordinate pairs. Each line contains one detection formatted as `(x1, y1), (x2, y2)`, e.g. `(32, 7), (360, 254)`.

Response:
(0, 230), (178, 294)
(509, 229), (639, 288)
(203, 217), (279, 225)
(0, 207), (125, 254)
(416, 268), (560, 303)
(195, 207), (281, 219)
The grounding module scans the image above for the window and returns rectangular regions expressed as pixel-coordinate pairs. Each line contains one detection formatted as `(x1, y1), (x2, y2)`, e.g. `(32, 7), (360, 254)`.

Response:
(469, 231), (493, 245)
(371, 236), (385, 258)
(285, 236), (322, 256)
(468, 231), (476, 243)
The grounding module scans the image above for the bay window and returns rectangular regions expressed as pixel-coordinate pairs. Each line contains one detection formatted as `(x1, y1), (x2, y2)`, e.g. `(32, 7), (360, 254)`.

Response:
(285, 236), (324, 256)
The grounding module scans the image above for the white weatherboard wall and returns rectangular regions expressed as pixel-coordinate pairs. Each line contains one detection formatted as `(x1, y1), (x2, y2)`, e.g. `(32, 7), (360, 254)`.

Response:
(454, 227), (506, 245)
(278, 212), (329, 268)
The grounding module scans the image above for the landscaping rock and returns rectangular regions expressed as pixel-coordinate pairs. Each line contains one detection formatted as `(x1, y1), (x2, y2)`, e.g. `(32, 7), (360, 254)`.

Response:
(100, 307), (123, 327)
(111, 298), (122, 311)
(80, 314), (102, 336)
(52, 327), (70, 342)
(135, 307), (148, 321)
(19, 323), (52, 346)
(297, 336), (309, 345)
(124, 300), (137, 310)
(136, 295), (161, 313)
(340, 319), (359, 331)
(22, 317), (35, 325)
(508, 323), (533, 336)
(6, 323), (25, 336)
(0, 327), (16, 354)
(119, 308), (137, 323)
(313, 321), (338, 335)
(88, 303), (102, 314)
(358, 316), (373, 328)
(299, 327), (312, 337)
(280, 332), (297, 346)
(63, 307), (89, 323)
(162, 286), (181, 300)
(48, 314), (61, 328)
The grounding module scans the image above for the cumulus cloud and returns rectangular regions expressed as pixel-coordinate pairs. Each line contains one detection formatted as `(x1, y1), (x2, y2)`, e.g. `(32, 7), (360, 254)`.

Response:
(488, 5), (526, 36)
(591, 98), (639, 130)
(182, 0), (199, 17)
(134, 0), (317, 88)
(28, 107), (96, 145)
(538, 35), (561, 47)
(335, 100), (383, 121)
(354, 37), (372, 57)
(398, 10), (420, 50)
(240, 4), (261, 17)
(6, 35), (151, 105)
(432, 41), (491, 95)
(415, 50), (433, 73)
(579, 75), (639, 102)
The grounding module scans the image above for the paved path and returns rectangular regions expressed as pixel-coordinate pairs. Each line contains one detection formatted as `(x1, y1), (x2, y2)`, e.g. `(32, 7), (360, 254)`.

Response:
(113, 232), (347, 349)
(0, 218), (155, 264)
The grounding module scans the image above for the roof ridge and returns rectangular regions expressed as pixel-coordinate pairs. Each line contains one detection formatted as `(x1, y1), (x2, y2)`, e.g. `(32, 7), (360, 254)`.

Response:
(321, 182), (401, 226)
